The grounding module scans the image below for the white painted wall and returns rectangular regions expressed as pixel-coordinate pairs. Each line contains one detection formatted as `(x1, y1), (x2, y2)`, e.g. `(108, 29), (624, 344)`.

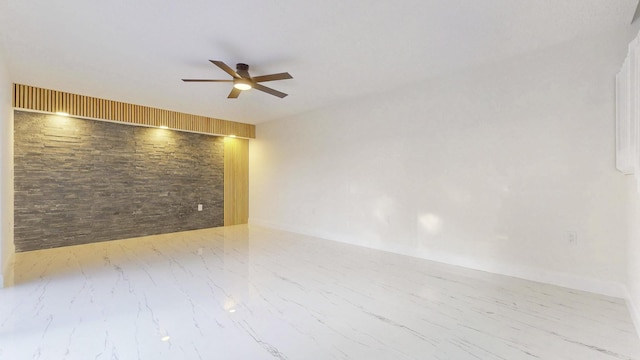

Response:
(627, 177), (640, 335)
(0, 0), (14, 286)
(0, 41), (14, 288)
(250, 29), (633, 297)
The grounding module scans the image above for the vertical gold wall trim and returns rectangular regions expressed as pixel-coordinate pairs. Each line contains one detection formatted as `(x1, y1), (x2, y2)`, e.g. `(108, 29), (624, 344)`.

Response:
(12, 83), (256, 139)
(224, 138), (249, 226)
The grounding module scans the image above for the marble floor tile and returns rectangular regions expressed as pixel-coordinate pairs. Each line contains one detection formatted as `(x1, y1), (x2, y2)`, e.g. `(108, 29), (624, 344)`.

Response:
(0, 225), (638, 359)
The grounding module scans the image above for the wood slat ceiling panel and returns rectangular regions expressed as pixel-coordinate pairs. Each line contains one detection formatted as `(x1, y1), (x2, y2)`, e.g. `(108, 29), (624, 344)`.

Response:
(12, 84), (256, 139)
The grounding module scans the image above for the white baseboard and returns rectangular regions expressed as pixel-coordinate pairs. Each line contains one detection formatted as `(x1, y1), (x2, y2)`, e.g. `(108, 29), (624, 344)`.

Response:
(248, 218), (626, 299)
(415, 249), (626, 299)
(624, 287), (640, 339)
(249, 218), (351, 247)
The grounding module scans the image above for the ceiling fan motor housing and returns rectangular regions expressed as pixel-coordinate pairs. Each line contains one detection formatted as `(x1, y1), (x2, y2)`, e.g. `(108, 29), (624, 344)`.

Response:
(235, 63), (251, 80)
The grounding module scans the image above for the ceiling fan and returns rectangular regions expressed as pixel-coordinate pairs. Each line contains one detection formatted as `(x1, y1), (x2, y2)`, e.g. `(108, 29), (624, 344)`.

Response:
(182, 60), (293, 99)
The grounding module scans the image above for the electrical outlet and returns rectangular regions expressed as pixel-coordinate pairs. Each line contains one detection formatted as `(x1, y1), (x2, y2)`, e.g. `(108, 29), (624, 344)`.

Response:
(567, 231), (578, 246)
(198, 204), (203, 211)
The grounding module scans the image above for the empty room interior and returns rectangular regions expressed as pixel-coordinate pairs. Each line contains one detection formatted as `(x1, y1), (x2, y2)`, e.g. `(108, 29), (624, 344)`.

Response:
(3, 1), (640, 359)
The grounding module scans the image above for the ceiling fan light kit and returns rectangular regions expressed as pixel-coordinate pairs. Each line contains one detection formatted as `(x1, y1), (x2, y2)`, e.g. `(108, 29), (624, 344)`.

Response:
(233, 78), (252, 91)
(182, 60), (292, 99)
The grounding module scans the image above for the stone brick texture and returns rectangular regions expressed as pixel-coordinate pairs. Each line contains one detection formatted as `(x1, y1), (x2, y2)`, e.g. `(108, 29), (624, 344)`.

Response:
(14, 111), (224, 252)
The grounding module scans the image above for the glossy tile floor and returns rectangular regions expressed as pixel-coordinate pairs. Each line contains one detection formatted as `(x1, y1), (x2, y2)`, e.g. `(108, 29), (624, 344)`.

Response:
(0, 225), (639, 360)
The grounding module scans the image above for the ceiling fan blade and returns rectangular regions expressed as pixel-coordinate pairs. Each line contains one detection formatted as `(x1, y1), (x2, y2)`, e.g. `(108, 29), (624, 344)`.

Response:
(253, 83), (288, 98)
(252, 72), (293, 83)
(210, 60), (240, 78)
(634, 0), (640, 23)
(228, 87), (241, 99)
(182, 79), (233, 82)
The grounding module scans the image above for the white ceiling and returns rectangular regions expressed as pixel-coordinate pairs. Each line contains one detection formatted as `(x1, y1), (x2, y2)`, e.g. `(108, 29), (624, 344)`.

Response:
(0, 0), (637, 124)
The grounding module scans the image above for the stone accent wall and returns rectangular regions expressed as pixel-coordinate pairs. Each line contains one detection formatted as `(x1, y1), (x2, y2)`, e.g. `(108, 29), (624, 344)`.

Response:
(14, 111), (224, 252)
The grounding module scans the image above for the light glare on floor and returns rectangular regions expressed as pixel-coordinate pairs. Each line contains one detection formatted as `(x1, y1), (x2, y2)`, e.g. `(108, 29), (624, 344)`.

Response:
(161, 336), (170, 342)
